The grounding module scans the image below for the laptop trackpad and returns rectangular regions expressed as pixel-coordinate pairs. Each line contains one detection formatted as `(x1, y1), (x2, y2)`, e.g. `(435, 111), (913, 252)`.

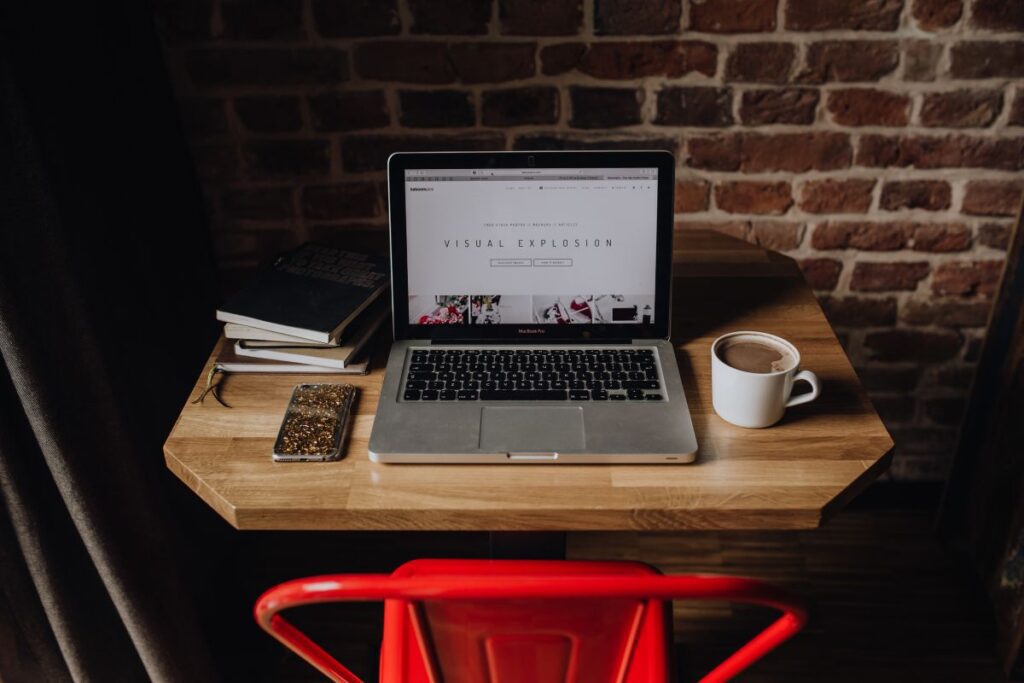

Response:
(479, 407), (585, 453)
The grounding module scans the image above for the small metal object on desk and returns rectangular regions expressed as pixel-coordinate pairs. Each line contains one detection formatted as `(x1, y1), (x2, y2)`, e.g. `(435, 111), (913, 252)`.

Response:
(273, 383), (357, 462)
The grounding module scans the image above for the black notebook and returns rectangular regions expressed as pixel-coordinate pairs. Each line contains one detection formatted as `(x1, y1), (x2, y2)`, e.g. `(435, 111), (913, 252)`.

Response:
(216, 244), (389, 343)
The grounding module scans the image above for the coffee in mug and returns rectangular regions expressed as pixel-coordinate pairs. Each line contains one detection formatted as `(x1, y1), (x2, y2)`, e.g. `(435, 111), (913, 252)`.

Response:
(711, 331), (820, 428)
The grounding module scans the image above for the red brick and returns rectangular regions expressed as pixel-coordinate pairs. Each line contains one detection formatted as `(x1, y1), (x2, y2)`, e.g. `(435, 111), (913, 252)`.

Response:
(654, 87), (733, 127)
(1011, 93), (1024, 125)
(799, 258), (843, 290)
(482, 87), (560, 126)
(569, 87), (642, 129)
(951, 42), (1024, 78)
(880, 180), (952, 211)
(312, 0), (399, 37)
(873, 396), (916, 423)
(858, 366), (921, 391)
(302, 182), (379, 219)
(221, 0), (304, 40)
(340, 133), (505, 172)
(828, 89), (910, 127)
(750, 222), (804, 250)
(935, 365), (975, 388)
(904, 40), (943, 81)
(399, 90), (474, 128)
(179, 97), (227, 138)
(687, 135), (740, 171)
(690, 0), (777, 32)
(978, 223), (1011, 249)
(513, 134), (678, 153)
(450, 42), (536, 83)
(920, 90), (1002, 128)
(355, 42), (454, 83)
(309, 90), (389, 131)
(822, 296), (897, 326)
(725, 43), (795, 84)
(676, 220), (750, 241)
(222, 186), (294, 220)
(813, 222), (912, 251)
(499, 0), (582, 35)
(924, 397), (968, 425)
(799, 179), (875, 214)
(579, 41), (717, 79)
(234, 95), (301, 133)
(864, 329), (963, 361)
(715, 181), (792, 215)
(675, 179), (710, 212)
(740, 132), (852, 172)
(962, 180), (1024, 217)
(932, 260), (1004, 296)
(912, 224), (972, 252)
(851, 262), (931, 291)
(740, 89), (818, 125)
(903, 300), (992, 327)
(540, 43), (585, 75)
(971, 0), (1024, 30)
(912, 0), (963, 30)
(856, 134), (1024, 170)
(186, 48), (347, 86)
(409, 0), (491, 34)
(242, 140), (330, 178)
(799, 41), (899, 83)
(595, 0), (682, 34)
(786, 0), (902, 30)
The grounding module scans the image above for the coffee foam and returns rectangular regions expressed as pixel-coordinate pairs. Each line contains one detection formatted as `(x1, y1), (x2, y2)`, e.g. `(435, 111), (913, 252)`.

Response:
(716, 334), (797, 374)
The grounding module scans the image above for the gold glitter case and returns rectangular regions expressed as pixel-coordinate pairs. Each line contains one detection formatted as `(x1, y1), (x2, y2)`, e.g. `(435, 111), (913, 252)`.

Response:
(272, 383), (357, 462)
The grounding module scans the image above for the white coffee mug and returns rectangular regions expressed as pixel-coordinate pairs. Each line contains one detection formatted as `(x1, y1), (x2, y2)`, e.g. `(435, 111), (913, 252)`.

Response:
(711, 331), (821, 428)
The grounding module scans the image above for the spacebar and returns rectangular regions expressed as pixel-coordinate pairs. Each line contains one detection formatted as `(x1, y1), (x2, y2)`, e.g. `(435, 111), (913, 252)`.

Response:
(480, 390), (568, 401)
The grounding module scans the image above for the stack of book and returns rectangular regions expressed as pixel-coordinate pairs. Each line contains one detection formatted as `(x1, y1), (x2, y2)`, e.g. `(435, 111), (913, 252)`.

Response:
(215, 243), (389, 374)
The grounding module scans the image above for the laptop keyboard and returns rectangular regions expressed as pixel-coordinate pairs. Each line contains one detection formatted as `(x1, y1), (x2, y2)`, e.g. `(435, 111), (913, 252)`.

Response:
(401, 347), (664, 402)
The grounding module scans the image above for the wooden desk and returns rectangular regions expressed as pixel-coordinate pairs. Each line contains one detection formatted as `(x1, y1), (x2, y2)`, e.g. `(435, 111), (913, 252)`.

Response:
(164, 231), (892, 532)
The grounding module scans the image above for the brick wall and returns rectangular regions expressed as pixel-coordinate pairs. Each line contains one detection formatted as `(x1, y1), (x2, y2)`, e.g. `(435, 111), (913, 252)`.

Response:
(155, 0), (1024, 481)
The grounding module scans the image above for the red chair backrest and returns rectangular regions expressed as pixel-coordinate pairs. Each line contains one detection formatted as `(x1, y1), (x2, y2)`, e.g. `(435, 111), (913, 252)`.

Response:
(254, 559), (807, 683)
(380, 560), (669, 683)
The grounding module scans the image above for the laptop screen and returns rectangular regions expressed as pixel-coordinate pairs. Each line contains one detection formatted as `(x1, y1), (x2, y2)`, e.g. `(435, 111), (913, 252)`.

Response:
(403, 167), (659, 328)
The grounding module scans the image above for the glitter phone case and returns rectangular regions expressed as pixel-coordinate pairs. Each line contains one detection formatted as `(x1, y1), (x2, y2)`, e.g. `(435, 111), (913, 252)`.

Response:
(272, 383), (357, 462)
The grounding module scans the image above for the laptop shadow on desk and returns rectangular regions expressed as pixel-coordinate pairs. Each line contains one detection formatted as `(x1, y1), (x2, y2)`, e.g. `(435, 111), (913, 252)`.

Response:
(669, 273), (804, 345)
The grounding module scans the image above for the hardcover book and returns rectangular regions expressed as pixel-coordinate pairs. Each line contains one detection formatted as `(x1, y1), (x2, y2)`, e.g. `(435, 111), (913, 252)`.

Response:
(216, 244), (389, 344)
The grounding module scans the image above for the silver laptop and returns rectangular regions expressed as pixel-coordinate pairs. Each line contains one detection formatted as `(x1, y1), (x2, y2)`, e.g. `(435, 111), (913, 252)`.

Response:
(369, 151), (698, 464)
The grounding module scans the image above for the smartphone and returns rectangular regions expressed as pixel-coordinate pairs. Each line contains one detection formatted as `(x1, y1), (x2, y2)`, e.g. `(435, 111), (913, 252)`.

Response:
(272, 383), (357, 462)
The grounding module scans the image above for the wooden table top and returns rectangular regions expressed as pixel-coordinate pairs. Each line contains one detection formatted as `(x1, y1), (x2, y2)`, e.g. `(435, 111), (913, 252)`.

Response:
(164, 231), (893, 531)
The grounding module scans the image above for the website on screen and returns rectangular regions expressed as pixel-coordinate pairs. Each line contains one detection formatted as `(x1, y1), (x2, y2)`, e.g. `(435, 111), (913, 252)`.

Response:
(404, 167), (659, 326)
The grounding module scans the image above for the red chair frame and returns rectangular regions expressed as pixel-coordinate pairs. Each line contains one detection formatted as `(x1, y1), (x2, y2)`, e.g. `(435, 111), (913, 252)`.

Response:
(254, 560), (808, 683)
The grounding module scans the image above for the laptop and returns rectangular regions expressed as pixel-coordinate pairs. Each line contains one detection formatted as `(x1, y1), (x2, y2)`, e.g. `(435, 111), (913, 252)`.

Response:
(369, 151), (698, 464)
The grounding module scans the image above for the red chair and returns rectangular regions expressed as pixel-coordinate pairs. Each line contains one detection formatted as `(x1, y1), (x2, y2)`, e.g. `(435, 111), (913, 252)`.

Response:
(254, 559), (808, 683)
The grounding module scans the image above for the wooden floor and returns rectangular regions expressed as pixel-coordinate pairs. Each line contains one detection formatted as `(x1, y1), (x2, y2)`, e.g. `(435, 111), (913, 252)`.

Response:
(218, 505), (1006, 682)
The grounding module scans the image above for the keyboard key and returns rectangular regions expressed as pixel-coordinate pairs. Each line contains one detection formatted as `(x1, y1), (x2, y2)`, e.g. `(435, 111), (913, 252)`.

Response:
(646, 394), (663, 400)
(404, 389), (421, 401)
(408, 372), (434, 381)
(457, 390), (478, 400)
(609, 394), (626, 401)
(406, 380), (427, 390)
(421, 390), (439, 401)
(480, 390), (568, 401)
(627, 389), (645, 400)
(440, 390), (457, 401)
(569, 390), (590, 401)
(592, 390), (608, 400)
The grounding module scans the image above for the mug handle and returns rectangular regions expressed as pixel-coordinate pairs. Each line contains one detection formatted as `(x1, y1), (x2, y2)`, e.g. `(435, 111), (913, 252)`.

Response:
(786, 370), (820, 407)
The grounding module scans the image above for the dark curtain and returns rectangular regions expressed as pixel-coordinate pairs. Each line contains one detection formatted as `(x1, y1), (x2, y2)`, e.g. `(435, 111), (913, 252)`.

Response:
(0, 0), (222, 680)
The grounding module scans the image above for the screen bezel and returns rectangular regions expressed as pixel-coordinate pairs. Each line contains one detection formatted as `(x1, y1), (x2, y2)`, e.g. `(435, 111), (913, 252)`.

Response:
(387, 150), (675, 342)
